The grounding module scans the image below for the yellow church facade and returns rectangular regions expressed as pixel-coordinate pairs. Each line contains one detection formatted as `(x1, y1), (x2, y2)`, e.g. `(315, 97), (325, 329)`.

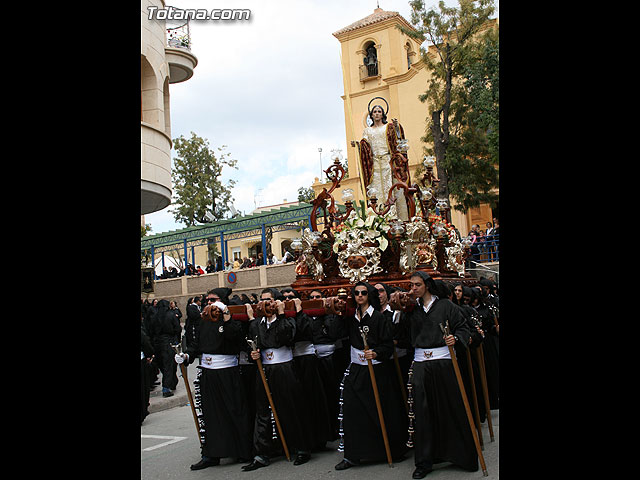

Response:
(312, 8), (498, 237)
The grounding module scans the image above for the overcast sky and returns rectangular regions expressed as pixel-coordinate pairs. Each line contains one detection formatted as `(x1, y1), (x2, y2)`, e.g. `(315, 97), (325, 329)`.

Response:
(143, 0), (497, 235)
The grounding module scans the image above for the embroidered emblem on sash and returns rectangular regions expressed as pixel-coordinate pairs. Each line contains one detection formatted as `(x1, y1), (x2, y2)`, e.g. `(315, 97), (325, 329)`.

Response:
(423, 350), (433, 359)
(358, 353), (365, 362)
(203, 356), (213, 366)
(266, 351), (274, 360)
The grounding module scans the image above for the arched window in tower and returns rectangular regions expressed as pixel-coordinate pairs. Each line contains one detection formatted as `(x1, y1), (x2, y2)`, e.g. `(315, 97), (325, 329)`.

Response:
(405, 42), (414, 70)
(362, 41), (378, 77)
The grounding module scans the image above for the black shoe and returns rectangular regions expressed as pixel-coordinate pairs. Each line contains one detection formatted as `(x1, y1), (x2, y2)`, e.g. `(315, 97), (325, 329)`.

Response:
(241, 460), (267, 472)
(162, 391), (174, 397)
(294, 453), (311, 465)
(412, 467), (433, 479)
(190, 457), (220, 470)
(335, 459), (357, 471)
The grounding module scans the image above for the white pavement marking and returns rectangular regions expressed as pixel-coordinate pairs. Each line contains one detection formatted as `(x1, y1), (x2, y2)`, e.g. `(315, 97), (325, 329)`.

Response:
(141, 434), (188, 451)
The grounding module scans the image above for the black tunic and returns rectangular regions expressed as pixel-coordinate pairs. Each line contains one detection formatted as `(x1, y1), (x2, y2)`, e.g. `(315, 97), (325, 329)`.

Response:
(248, 314), (311, 458)
(183, 303), (201, 351)
(292, 311), (334, 449)
(400, 297), (478, 472)
(141, 325), (154, 424)
(475, 302), (499, 410)
(184, 316), (252, 460)
(310, 313), (344, 440)
(341, 307), (408, 462)
(455, 304), (489, 423)
(149, 300), (181, 391)
(383, 307), (412, 408)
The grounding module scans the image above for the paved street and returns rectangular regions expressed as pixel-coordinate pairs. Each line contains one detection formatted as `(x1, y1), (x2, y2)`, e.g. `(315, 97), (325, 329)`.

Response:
(141, 370), (499, 480)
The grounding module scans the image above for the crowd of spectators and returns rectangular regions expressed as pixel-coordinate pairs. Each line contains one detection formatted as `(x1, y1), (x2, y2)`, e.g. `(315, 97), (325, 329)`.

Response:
(156, 249), (296, 279)
(467, 218), (500, 263)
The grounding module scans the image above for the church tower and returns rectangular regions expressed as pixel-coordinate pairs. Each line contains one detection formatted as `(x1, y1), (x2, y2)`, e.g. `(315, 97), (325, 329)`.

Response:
(320, 6), (497, 237)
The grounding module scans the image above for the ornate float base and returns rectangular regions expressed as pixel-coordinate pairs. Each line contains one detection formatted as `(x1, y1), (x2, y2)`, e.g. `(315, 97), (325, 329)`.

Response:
(291, 267), (477, 299)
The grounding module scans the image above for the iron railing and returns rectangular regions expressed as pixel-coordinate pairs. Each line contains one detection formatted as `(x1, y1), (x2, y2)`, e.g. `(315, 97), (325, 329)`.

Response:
(359, 60), (380, 81)
(165, 7), (192, 50)
(468, 233), (499, 263)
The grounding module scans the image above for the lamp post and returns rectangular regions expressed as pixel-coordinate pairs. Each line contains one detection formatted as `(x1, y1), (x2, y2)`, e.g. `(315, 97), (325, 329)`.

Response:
(318, 147), (323, 181)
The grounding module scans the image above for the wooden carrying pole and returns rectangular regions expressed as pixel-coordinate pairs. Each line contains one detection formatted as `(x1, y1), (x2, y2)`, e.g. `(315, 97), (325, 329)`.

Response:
(476, 344), (495, 442)
(171, 344), (202, 447)
(247, 339), (291, 461)
(465, 348), (484, 449)
(440, 323), (488, 476)
(360, 327), (394, 468)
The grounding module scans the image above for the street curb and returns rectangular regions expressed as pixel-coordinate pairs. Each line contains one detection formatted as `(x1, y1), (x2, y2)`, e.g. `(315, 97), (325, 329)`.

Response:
(148, 391), (189, 414)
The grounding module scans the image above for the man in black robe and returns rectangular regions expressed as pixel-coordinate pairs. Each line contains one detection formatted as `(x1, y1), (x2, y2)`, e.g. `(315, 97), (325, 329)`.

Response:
(149, 299), (181, 397)
(308, 288), (344, 442)
(141, 317), (154, 425)
(375, 282), (412, 406)
(454, 286), (489, 423)
(176, 288), (253, 470)
(335, 282), (408, 471)
(399, 272), (477, 479)
(471, 286), (499, 411)
(242, 288), (312, 471)
(183, 295), (202, 352)
(281, 287), (334, 452)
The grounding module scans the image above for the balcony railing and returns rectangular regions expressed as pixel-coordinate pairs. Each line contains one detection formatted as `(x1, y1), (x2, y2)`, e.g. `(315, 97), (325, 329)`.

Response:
(468, 234), (499, 263)
(359, 60), (380, 81)
(165, 6), (192, 50)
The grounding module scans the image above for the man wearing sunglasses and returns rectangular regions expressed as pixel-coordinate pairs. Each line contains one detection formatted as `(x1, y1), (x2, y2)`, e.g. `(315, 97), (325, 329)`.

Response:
(175, 287), (253, 471)
(335, 282), (408, 471)
(242, 288), (312, 471)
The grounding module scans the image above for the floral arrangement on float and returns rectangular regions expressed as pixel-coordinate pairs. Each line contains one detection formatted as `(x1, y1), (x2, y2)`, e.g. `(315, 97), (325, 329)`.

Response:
(292, 153), (474, 284)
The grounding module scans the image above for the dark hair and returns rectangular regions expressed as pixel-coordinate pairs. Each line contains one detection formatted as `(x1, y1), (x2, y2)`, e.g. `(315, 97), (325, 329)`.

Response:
(410, 271), (437, 294)
(260, 287), (282, 300)
(433, 280), (451, 299)
(351, 281), (381, 312)
(280, 287), (300, 298)
(374, 282), (396, 299)
(368, 104), (388, 124)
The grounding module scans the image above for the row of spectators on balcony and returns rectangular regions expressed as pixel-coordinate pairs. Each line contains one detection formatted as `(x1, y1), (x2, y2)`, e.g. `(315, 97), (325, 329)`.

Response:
(157, 250), (296, 279)
(468, 218), (500, 262)
(226, 250), (294, 270)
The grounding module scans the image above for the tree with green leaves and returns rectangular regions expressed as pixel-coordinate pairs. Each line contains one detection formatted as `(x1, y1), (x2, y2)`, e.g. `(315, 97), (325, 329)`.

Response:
(402, 0), (497, 216)
(297, 186), (316, 203)
(170, 132), (238, 226)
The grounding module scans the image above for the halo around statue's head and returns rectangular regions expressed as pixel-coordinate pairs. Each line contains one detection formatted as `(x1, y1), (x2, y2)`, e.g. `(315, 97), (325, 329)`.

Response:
(367, 96), (389, 116)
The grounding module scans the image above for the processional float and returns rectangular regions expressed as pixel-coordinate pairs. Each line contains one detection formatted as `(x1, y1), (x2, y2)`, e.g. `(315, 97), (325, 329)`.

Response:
(210, 109), (490, 472)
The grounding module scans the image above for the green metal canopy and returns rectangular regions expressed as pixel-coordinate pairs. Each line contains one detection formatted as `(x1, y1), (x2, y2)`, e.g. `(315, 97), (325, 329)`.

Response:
(142, 203), (319, 249)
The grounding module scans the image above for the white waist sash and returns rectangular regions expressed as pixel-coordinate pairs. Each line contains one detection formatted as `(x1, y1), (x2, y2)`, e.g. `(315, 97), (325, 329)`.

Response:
(414, 346), (451, 362)
(201, 353), (238, 369)
(262, 346), (293, 364)
(315, 343), (336, 358)
(350, 345), (381, 366)
(292, 341), (316, 357)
